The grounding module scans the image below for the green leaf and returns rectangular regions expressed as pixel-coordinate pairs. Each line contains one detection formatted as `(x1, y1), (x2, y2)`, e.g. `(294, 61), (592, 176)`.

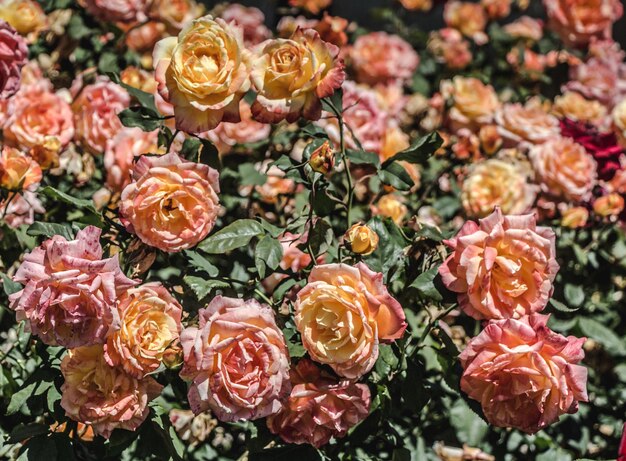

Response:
(7, 381), (37, 415)
(578, 318), (626, 356)
(26, 222), (75, 240)
(107, 72), (158, 113)
(392, 448), (411, 461)
(40, 186), (97, 214)
(564, 284), (585, 307)
(249, 445), (322, 461)
(9, 424), (49, 443)
(198, 219), (264, 254)
(2, 273), (22, 296)
(409, 268), (443, 301)
(303, 219), (333, 256)
(184, 276), (229, 300)
(549, 298), (580, 313)
(118, 106), (163, 132)
(311, 188), (337, 216)
(346, 149), (381, 167)
(449, 399), (489, 446)
(255, 235), (283, 279)
(381, 132), (442, 167)
(19, 434), (57, 461)
(238, 164), (267, 186)
(302, 138), (328, 160)
(378, 162), (415, 191)
(185, 250), (219, 277)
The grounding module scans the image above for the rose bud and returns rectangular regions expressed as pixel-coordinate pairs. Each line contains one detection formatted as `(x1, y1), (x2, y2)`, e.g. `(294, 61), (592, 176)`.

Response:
(344, 222), (379, 256)
(162, 340), (184, 369)
(309, 140), (335, 175)
(561, 206), (589, 228)
(593, 193), (625, 218)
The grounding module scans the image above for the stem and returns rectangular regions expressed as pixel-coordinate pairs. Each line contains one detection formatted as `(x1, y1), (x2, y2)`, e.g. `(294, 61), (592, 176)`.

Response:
(254, 288), (274, 307)
(1, 191), (18, 219)
(338, 112), (354, 226)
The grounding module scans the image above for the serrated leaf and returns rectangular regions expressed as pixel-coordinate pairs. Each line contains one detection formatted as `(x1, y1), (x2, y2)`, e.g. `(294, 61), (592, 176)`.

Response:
(198, 219), (264, 254)
(346, 149), (381, 167)
(378, 162), (415, 191)
(409, 268), (443, 301)
(118, 107), (163, 131)
(564, 284), (585, 307)
(255, 235), (283, 279)
(2, 273), (22, 296)
(449, 399), (488, 445)
(549, 298), (580, 313)
(185, 251), (219, 277)
(578, 318), (626, 356)
(107, 72), (158, 113)
(26, 222), (75, 240)
(7, 381), (37, 415)
(40, 186), (97, 213)
(382, 132), (442, 167)
(184, 276), (229, 300)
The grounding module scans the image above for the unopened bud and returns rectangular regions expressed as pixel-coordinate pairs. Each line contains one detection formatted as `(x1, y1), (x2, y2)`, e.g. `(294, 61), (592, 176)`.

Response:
(344, 222), (379, 256)
(309, 141), (335, 174)
(162, 341), (184, 369)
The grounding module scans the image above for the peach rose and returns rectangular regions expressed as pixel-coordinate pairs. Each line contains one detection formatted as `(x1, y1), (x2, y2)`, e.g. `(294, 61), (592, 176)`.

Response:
(400, 0), (433, 11)
(251, 29), (345, 123)
(205, 101), (271, 155)
(529, 137), (597, 202)
(295, 263), (406, 379)
(349, 32), (419, 86)
(254, 163), (297, 204)
(0, 0), (47, 42)
(267, 359), (371, 448)
(0, 146), (41, 191)
(72, 79), (130, 155)
(180, 296), (291, 421)
(495, 99), (560, 145)
(565, 57), (622, 107)
(593, 193), (625, 217)
(552, 91), (608, 126)
(219, 3), (271, 47)
(3, 84), (74, 151)
(544, 0), (623, 46)
(612, 98), (626, 146)
(124, 21), (166, 54)
(104, 283), (182, 378)
(79, 0), (149, 23)
(371, 194), (408, 225)
(503, 16), (544, 42)
(104, 127), (159, 193)
(444, 1), (488, 44)
(61, 345), (163, 438)
(149, 0), (203, 33)
(481, 0), (511, 19)
(460, 314), (588, 433)
(0, 190), (43, 228)
(461, 159), (537, 218)
(9, 226), (137, 347)
(153, 15), (251, 133)
(479, 125), (503, 155)
(428, 28), (472, 70)
(442, 77), (500, 131)
(119, 152), (220, 253)
(314, 13), (349, 47)
(561, 206), (589, 228)
(289, 0), (332, 14)
(0, 20), (27, 98)
(439, 208), (559, 320)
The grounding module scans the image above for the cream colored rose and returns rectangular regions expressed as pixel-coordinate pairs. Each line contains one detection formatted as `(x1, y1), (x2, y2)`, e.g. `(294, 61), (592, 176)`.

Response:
(442, 77), (500, 130)
(153, 15), (251, 133)
(553, 92), (607, 126)
(251, 28), (345, 123)
(104, 283), (182, 378)
(462, 159), (537, 218)
(295, 263), (406, 379)
(529, 137), (597, 202)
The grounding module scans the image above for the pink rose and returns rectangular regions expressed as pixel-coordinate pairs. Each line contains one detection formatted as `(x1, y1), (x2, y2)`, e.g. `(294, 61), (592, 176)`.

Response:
(104, 127), (159, 193)
(0, 190), (43, 228)
(80, 0), (149, 23)
(104, 282), (182, 378)
(0, 20), (27, 98)
(544, 0), (623, 46)
(495, 99), (560, 146)
(460, 314), (588, 433)
(503, 16), (544, 42)
(267, 359), (371, 448)
(3, 83), (74, 151)
(295, 263), (406, 379)
(205, 101), (271, 155)
(72, 79), (130, 155)
(529, 136), (597, 202)
(220, 4), (271, 47)
(427, 28), (472, 70)
(119, 152), (220, 253)
(565, 57), (624, 108)
(180, 296), (291, 422)
(439, 208), (559, 320)
(9, 226), (137, 347)
(61, 345), (163, 439)
(349, 32), (419, 85)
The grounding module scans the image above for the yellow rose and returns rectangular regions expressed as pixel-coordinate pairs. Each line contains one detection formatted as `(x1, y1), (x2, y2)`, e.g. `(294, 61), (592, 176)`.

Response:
(344, 223), (379, 256)
(561, 206), (589, 228)
(371, 194), (408, 225)
(153, 15), (251, 133)
(462, 158), (537, 218)
(593, 193), (625, 218)
(0, 0), (47, 40)
(0, 146), (41, 191)
(552, 91), (607, 125)
(251, 28), (345, 123)
(442, 76), (500, 130)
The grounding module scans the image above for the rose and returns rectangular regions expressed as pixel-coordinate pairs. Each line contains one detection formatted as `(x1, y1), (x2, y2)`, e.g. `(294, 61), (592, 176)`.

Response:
(0, 190), (43, 228)
(461, 158), (537, 218)
(3, 84), (74, 151)
(400, 0), (433, 11)
(119, 152), (220, 253)
(180, 296), (291, 421)
(0, 20), (27, 98)
(288, 0), (332, 14)
(529, 136), (597, 202)
(442, 77), (500, 131)
(565, 57), (621, 107)
(561, 206), (589, 228)
(0, 146), (42, 191)
(9, 226), (137, 347)
(0, 0), (47, 41)
(295, 262), (406, 379)
(460, 314), (588, 434)
(612, 98), (626, 147)
(593, 193), (625, 217)
(439, 208), (559, 320)
(503, 16), (543, 41)
(543, 0), (623, 46)
(349, 32), (419, 85)
(169, 409), (216, 446)
(314, 13), (349, 47)
(427, 28), (472, 70)
(481, 0), (511, 19)
(251, 29), (345, 123)
(153, 15), (251, 133)
(344, 223), (379, 256)
(371, 194), (408, 225)
(72, 79), (130, 155)
(79, 0), (149, 23)
(495, 99), (560, 145)
(61, 345), (163, 439)
(253, 163), (297, 205)
(104, 127), (160, 193)
(148, 0), (203, 34)
(443, 1), (488, 43)
(219, 3), (270, 47)
(267, 359), (371, 448)
(104, 283), (183, 378)
(553, 91), (607, 126)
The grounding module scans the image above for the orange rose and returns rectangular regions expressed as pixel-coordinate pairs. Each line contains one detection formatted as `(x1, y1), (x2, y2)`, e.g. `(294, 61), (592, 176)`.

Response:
(593, 193), (625, 217)
(561, 206), (589, 228)
(552, 91), (607, 126)
(289, 0), (332, 14)
(442, 77), (500, 131)
(0, 146), (41, 191)
(444, 1), (488, 43)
